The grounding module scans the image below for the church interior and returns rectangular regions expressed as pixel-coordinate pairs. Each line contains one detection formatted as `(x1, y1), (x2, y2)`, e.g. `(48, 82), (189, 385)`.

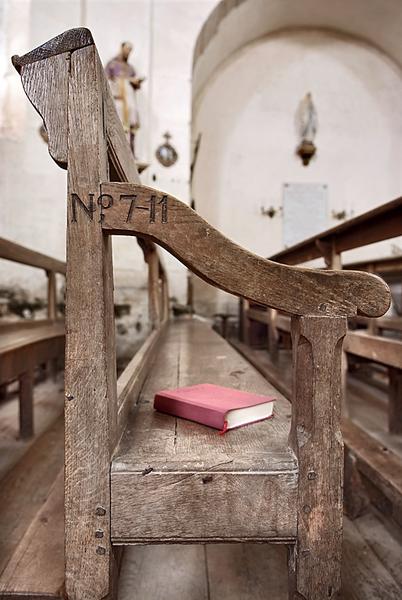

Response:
(1, 1), (402, 598)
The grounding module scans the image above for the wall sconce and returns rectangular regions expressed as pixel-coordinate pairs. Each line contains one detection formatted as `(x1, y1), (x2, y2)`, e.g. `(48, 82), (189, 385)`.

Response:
(260, 206), (282, 219)
(331, 209), (353, 221)
(155, 132), (178, 167)
(295, 92), (317, 166)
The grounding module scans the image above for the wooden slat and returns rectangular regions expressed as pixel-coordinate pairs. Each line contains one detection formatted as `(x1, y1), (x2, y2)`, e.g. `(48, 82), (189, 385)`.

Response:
(0, 323), (64, 384)
(344, 331), (402, 369)
(0, 318), (63, 333)
(342, 419), (402, 528)
(344, 255), (402, 277)
(0, 323), (64, 355)
(0, 472), (64, 599)
(247, 308), (269, 324)
(342, 516), (402, 600)
(0, 237), (65, 274)
(101, 182), (390, 319)
(270, 196), (402, 265)
(116, 324), (166, 441)
(352, 510), (402, 590)
(0, 417), (64, 575)
(111, 319), (297, 544)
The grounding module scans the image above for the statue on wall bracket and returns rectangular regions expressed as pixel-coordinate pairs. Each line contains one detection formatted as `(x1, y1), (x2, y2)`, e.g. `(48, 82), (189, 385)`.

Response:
(295, 92), (318, 166)
(105, 42), (145, 158)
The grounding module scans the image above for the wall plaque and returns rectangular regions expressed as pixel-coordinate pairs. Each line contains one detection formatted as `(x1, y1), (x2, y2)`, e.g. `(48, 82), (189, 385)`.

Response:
(283, 183), (328, 247)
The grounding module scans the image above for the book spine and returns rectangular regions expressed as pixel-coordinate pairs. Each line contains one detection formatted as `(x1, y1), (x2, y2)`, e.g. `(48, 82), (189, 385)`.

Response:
(154, 395), (224, 430)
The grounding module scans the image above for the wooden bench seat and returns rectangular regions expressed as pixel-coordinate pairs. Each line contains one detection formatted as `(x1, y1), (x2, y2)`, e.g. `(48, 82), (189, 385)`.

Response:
(0, 321), (64, 438)
(111, 318), (296, 544)
(0, 321), (64, 357)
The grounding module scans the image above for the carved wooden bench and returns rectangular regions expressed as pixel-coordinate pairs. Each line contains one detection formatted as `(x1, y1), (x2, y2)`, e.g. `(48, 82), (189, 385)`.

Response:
(12, 28), (390, 600)
(0, 237), (65, 438)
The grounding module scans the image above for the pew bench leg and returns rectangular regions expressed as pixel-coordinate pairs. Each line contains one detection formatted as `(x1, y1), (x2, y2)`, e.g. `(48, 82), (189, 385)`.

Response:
(19, 369), (34, 439)
(0, 383), (7, 401)
(288, 315), (346, 599)
(388, 367), (402, 434)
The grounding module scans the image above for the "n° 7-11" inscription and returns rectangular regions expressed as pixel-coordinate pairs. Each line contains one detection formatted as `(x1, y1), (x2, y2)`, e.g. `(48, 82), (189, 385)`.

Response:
(70, 192), (168, 224)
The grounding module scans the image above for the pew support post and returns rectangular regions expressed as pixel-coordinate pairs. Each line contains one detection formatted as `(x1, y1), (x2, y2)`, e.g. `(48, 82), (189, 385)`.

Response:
(19, 369), (34, 439)
(288, 316), (346, 600)
(388, 366), (402, 434)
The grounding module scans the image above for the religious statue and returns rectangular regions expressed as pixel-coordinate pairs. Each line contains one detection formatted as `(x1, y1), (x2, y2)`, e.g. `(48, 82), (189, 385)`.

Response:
(105, 42), (145, 157)
(295, 92), (318, 166)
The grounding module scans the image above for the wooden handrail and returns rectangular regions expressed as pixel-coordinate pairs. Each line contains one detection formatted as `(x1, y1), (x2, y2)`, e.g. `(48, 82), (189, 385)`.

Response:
(0, 237), (66, 274)
(270, 197), (402, 266)
(343, 255), (402, 279)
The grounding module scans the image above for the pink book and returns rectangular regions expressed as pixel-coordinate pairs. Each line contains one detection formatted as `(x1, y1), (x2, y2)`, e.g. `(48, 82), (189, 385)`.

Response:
(154, 383), (275, 433)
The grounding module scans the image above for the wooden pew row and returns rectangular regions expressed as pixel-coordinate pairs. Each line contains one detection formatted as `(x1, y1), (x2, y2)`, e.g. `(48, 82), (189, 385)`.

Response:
(0, 241), (167, 599)
(267, 195), (402, 431)
(245, 308), (402, 434)
(236, 197), (402, 535)
(0, 238), (66, 438)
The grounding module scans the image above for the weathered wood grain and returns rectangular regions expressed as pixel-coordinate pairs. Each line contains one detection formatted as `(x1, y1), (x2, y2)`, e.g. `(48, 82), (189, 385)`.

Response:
(344, 331), (402, 370)
(0, 237), (65, 274)
(47, 271), (57, 320)
(16, 54), (70, 167)
(64, 44), (117, 600)
(116, 324), (166, 442)
(111, 319), (297, 544)
(288, 316), (346, 600)
(388, 367), (402, 434)
(342, 419), (402, 529)
(352, 509), (402, 590)
(342, 516), (402, 600)
(0, 417), (63, 575)
(12, 27), (93, 70)
(101, 183), (390, 318)
(18, 370), (34, 439)
(0, 323), (64, 438)
(0, 471), (64, 598)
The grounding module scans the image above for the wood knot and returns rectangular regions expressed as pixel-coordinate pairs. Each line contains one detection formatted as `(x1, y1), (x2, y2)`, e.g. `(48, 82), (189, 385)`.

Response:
(202, 475), (213, 484)
(142, 466), (153, 476)
(95, 506), (106, 516)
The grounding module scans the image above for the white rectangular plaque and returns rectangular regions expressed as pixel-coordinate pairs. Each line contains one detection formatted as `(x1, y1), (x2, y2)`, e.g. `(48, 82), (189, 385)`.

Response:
(283, 183), (328, 247)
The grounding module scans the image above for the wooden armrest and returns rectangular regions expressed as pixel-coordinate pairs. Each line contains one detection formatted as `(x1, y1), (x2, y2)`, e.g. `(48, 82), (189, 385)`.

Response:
(98, 182), (389, 318)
